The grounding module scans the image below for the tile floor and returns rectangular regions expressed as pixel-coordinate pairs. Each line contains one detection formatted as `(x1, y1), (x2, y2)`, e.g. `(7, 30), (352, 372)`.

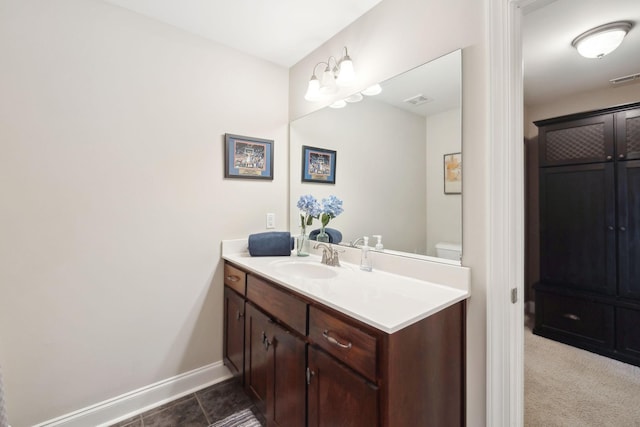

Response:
(108, 378), (265, 427)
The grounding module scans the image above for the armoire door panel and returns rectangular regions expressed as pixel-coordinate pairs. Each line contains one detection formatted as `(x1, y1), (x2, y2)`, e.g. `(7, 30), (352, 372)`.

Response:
(617, 160), (640, 299)
(539, 114), (614, 166)
(615, 108), (640, 161)
(539, 163), (616, 294)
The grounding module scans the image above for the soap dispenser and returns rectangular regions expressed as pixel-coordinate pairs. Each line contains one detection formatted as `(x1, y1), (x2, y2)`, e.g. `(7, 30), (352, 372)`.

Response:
(372, 235), (384, 251)
(360, 236), (373, 272)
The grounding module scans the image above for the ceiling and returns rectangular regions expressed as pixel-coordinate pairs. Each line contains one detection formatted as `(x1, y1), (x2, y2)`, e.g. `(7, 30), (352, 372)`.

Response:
(523, 0), (640, 106)
(102, 0), (640, 107)
(102, 0), (384, 67)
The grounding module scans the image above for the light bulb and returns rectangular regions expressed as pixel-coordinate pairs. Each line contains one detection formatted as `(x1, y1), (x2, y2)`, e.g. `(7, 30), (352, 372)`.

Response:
(336, 57), (356, 87)
(361, 83), (382, 96)
(320, 66), (338, 95)
(329, 100), (347, 109)
(304, 76), (321, 101)
(345, 93), (363, 103)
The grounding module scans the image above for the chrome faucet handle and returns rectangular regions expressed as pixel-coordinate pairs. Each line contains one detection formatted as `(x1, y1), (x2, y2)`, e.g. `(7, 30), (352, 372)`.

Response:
(313, 242), (333, 265)
(350, 237), (364, 248)
(330, 249), (341, 267)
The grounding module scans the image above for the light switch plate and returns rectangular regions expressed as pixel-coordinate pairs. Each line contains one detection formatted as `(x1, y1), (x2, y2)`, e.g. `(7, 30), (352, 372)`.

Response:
(266, 213), (275, 229)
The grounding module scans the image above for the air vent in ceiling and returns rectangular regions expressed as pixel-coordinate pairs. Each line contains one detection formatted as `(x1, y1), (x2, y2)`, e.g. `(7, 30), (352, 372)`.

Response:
(610, 73), (640, 85)
(403, 94), (432, 106)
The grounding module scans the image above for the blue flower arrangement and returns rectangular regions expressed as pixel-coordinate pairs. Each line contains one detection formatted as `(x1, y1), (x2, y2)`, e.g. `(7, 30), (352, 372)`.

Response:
(297, 194), (322, 233)
(319, 195), (344, 229)
(296, 194), (344, 232)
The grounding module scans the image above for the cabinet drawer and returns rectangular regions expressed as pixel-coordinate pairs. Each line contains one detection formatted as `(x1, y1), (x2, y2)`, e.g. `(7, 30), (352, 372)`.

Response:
(309, 305), (377, 382)
(224, 263), (246, 295)
(246, 275), (307, 336)
(536, 292), (614, 348)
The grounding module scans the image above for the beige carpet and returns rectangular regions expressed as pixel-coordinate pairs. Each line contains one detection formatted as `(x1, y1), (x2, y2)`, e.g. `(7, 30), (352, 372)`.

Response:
(525, 322), (640, 426)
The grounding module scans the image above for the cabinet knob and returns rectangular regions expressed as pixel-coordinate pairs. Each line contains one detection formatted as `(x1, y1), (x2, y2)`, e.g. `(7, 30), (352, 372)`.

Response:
(608, 226), (614, 231)
(620, 226), (627, 232)
(562, 313), (580, 321)
(226, 275), (240, 282)
(236, 310), (244, 320)
(606, 155), (613, 160)
(619, 154), (625, 159)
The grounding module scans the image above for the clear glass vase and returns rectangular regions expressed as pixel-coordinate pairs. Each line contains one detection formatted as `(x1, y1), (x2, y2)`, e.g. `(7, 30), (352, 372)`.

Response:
(296, 228), (310, 256)
(316, 226), (330, 243)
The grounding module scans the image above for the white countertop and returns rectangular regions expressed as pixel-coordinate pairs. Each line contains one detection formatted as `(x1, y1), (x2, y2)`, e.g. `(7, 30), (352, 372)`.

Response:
(222, 240), (470, 334)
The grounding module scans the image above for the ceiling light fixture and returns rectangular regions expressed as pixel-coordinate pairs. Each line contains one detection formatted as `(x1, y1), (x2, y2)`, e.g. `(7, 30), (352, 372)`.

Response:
(304, 47), (356, 102)
(571, 21), (633, 59)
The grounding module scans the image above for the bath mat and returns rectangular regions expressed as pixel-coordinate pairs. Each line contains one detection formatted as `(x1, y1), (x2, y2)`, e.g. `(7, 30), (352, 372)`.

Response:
(209, 408), (261, 427)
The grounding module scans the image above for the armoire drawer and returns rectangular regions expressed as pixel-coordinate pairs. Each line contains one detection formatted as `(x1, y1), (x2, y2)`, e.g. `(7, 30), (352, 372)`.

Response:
(536, 291), (614, 348)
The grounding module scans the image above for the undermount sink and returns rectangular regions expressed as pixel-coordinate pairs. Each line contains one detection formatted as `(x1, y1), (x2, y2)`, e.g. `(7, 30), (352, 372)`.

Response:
(271, 260), (339, 279)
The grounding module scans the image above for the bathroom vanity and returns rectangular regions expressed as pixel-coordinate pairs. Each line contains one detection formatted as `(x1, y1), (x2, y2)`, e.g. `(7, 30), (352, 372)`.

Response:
(222, 241), (470, 427)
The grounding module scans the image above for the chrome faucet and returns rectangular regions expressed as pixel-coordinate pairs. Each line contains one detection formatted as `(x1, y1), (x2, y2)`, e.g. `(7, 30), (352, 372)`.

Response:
(349, 237), (365, 248)
(313, 242), (342, 267)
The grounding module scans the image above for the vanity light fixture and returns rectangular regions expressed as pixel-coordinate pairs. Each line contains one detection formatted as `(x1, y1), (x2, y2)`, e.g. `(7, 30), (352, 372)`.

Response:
(571, 21), (632, 59)
(361, 83), (382, 96)
(329, 99), (347, 109)
(304, 46), (356, 102)
(344, 93), (364, 103)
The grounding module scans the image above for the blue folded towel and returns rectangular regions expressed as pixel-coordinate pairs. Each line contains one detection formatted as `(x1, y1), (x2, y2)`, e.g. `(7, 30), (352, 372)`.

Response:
(309, 228), (342, 244)
(248, 231), (293, 257)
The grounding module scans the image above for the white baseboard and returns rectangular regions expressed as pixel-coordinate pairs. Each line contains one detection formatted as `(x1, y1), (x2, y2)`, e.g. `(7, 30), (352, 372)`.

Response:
(33, 362), (233, 427)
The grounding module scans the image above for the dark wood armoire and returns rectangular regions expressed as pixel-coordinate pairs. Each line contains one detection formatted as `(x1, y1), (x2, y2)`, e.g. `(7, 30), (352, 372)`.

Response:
(534, 101), (640, 366)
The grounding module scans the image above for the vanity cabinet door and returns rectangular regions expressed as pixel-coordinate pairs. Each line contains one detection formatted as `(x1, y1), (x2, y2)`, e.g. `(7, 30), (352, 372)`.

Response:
(307, 346), (378, 427)
(244, 303), (273, 415)
(266, 322), (306, 427)
(223, 286), (245, 380)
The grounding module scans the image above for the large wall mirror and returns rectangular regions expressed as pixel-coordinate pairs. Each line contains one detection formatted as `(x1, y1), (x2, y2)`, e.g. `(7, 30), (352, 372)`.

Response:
(289, 49), (462, 263)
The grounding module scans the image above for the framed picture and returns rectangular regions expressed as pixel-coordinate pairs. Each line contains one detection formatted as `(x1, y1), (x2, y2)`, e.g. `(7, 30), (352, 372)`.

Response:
(444, 152), (462, 194)
(302, 145), (336, 184)
(224, 133), (273, 180)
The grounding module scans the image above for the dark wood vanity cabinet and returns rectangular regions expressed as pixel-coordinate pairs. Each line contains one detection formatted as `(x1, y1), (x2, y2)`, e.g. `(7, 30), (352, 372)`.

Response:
(223, 260), (466, 427)
(223, 287), (245, 378)
(244, 302), (271, 414)
(307, 345), (378, 427)
(223, 263), (247, 380)
(535, 102), (640, 367)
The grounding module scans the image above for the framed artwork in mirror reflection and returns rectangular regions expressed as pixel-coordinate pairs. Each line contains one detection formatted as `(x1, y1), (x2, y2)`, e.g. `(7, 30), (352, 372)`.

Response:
(302, 146), (336, 184)
(224, 133), (273, 180)
(444, 152), (462, 194)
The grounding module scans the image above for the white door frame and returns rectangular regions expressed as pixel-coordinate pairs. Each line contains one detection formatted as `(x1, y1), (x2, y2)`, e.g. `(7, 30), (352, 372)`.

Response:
(486, 0), (532, 425)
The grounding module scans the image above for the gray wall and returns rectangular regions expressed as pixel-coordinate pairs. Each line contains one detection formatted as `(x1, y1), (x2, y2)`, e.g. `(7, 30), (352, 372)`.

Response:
(0, 1), (289, 425)
(288, 0), (487, 424)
